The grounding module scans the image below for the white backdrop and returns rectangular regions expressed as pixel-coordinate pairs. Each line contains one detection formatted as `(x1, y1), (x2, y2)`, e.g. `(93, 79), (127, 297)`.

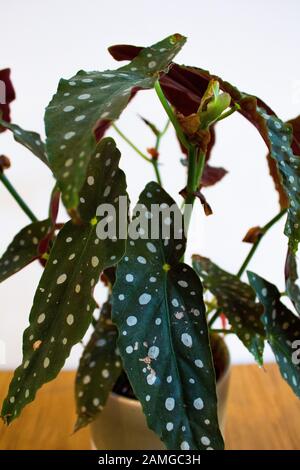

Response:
(1, 0), (299, 368)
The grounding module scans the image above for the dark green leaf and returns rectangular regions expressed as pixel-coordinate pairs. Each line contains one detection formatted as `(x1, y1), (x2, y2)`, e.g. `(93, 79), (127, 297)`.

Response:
(248, 271), (300, 397)
(74, 299), (121, 431)
(256, 110), (300, 252)
(112, 182), (223, 451)
(285, 250), (300, 316)
(0, 119), (49, 167)
(192, 255), (265, 365)
(0, 219), (51, 283)
(45, 34), (186, 210)
(1, 138), (128, 424)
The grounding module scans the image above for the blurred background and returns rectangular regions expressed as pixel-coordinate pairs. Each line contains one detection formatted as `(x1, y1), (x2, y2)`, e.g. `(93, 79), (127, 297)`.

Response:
(1, 0), (300, 368)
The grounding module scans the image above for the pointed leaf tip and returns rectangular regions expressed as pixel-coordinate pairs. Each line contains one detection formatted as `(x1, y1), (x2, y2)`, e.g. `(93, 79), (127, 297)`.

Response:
(112, 182), (223, 450)
(248, 272), (300, 397)
(1, 138), (128, 423)
(45, 35), (186, 210)
(0, 219), (52, 284)
(193, 256), (265, 365)
(74, 299), (121, 432)
(0, 119), (48, 167)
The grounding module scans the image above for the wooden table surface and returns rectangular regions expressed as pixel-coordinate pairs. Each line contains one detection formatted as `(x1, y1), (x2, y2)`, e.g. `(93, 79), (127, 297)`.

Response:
(0, 363), (299, 450)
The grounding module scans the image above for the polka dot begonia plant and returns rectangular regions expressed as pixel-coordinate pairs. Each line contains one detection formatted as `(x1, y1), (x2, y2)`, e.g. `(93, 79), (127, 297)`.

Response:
(0, 33), (300, 450)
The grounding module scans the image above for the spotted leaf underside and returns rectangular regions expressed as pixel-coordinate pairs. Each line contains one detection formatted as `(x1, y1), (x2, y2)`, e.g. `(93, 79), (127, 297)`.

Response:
(107, 44), (290, 206)
(107, 44), (300, 248)
(0, 119), (49, 167)
(192, 255), (265, 365)
(170, 66), (298, 249)
(75, 299), (121, 431)
(0, 219), (52, 283)
(1, 138), (128, 423)
(112, 182), (223, 451)
(45, 34), (186, 210)
(174, 67), (299, 250)
(248, 272), (300, 397)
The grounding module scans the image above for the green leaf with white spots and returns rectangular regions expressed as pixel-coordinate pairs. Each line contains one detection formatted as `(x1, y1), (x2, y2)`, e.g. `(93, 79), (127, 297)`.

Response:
(0, 119), (49, 167)
(248, 272), (300, 397)
(112, 181), (223, 451)
(74, 299), (121, 431)
(192, 255), (265, 365)
(285, 251), (300, 316)
(0, 219), (51, 283)
(257, 109), (300, 252)
(1, 138), (128, 424)
(45, 34), (186, 210)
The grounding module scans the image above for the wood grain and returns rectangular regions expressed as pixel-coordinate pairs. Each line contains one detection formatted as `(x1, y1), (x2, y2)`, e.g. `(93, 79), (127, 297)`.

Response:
(0, 363), (299, 450)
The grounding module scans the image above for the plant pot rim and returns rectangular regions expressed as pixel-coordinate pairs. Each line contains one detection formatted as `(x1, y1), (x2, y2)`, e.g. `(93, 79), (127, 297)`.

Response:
(111, 334), (231, 408)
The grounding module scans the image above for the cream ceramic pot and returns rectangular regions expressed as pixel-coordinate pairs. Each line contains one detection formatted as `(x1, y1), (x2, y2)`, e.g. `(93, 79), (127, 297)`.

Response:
(91, 338), (230, 450)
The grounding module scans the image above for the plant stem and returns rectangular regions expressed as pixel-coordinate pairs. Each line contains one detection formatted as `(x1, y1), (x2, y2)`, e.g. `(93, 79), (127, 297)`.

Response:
(154, 81), (210, 238)
(112, 124), (152, 163)
(187, 146), (197, 195)
(154, 81), (190, 151)
(195, 150), (206, 188)
(210, 328), (233, 335)
(183, 147), (197, 234)
(151, 120), (170, 188)
(113, 123), (164, 185)
(0, 172), (38, 222)
(237, 208), (287, 278)
(161, 119), (170, 136)
(208, 308), (222, 327)
(183, 149), (207, 235)
(155, 119), (170, 151)
(152, 160), (162, 186)
(216, 103), (240, 123)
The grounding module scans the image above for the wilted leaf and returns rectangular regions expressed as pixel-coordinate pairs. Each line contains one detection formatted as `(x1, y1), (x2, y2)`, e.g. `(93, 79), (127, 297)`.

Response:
(0, 219), (52, 283)
(112, 182), (223, 451)
(75, 299), (121, 431)
(201, 164), (227, 187)
(194, 190), (213, 216)
(242, 226), (263, 244)
(184, 127), (228, 189)
(0, 119), (48, 167)
(1, 138), (128, 424)
(177, 112), (200, 135)
(192, 255), (265, 364)
(45, 34), (186, 210)
(0, 155), (11, 171)
(180, 187), (213, 216)
(248, 271), (300, 396)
